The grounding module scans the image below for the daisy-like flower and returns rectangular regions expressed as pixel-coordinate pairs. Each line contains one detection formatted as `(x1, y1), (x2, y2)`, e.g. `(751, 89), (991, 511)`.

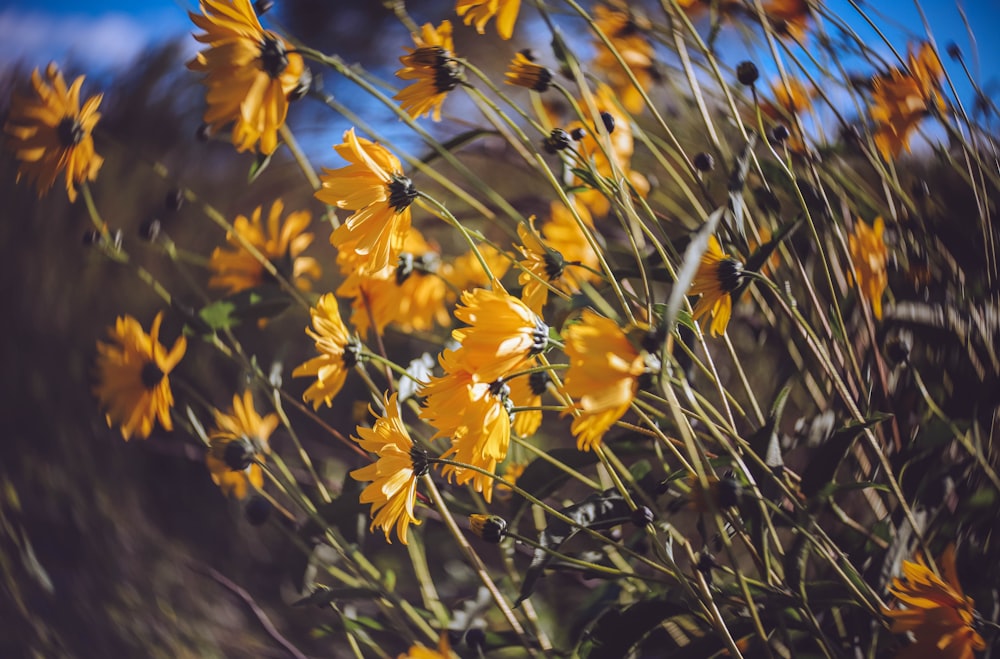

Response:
(316, 128), (416, 275)
(450, 287), (549, 384)
(94, 312), (187, 441)
(848, 217), (889, 319)
(456, 0), (521, 40)
(205, 391), (278, 500)
(394, 21), (463, 121)
(292, 293), (361, 410)
(870, 42), (945, 159)
(209, 199), (320, 294)
(883, 544), (986, 659)
(758, 77), (814, 152)
(592, 1), (656, 114)
(517, 202), (599, 313)
(350, 393), (428, 544)
(761, 0), (812, 42)
(187, 0), (306, 154)
(3, 63), (103, 202)
(495, 460), (528, 500)
(507, 368), (548, 437)
(443, 244), (512, 298)
(505, 50), (553, 92)
(562, 310), (646, 450)
(689, 236), (745, 337)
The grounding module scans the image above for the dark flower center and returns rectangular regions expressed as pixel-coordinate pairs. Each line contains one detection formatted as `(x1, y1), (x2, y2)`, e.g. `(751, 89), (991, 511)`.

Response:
(342, 337), (362, 368)
(140, 361), (165, 390)
(530, 320), (550, 356)
(388, 175), (418, 212)
(259, 35), (289, 79)
(224, 437), (256, 471)
(429, 49), (463, 93)
(543, 250), (565, 281)
(528, 370), (550, 396)
(410, 446), (430, 477)
(396, 253), (415, 284)
(717, 258), (745, 293)
(57, 117), (84, 147)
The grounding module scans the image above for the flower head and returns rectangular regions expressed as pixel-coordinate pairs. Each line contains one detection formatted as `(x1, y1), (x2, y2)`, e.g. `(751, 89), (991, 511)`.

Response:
(762, 0), (812, 42)
(206, 391), (278, 499)
(398, 633), (457, 659)
(450, 288), (548, 383)
(507, 368), (548, 437)
(94, 312), (187, 441)
(292, 293), (360, 409)
(562, 310), (646, 450)
(505, 50), (552, 92)
(351, 393), (427, 544)
(848, 217), (889, 319)
(394, 21), (463, 121)
(187, 0), (306, 154)
(592, 1), (656, 113)
(870, 43), (945, 159)
(317, 128), (415, 275)
(517, 202), (599, 313)
(209, 199), (319, 294)
(3, 63), (103, 202)
(883, 544), (985, 659)
(456, 0), (521, 40)
(689, 236), (745, 337)
(444, 244), (511, 296)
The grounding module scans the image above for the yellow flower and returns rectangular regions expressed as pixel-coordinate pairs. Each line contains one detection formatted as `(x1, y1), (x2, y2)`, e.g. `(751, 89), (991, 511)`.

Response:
(3, 63), (103, 202)
(592, 1), (656, 114)
(689, 236), (745, 337)
(495, 461), (528, 500)
(351, 393), (427, 545)
(187, 0), (306, 154)
(562, 310), (646, 450)
(292, 293), (360, 409)
(883, 544), (986, 659)
(505, 50), (553, 92)
(450, 287), (548, 383)
(517, 201), (599, 313)
(848, 217), (889, 320)
(398, 633), (456, 659)
(209, 199), (320, 294)
(762, 0), (812, 42)
(456, 0), (521, 40)
(205, 391), (278, 500)
(443, 244), (512, 298)
(394, 21), (463, 121)
(870, 43), (945, 159)
(316, 128), (416, 276)
(93, 312), (187, 441)
(337, 228), (450, 338)
(507, 368), (548, 437)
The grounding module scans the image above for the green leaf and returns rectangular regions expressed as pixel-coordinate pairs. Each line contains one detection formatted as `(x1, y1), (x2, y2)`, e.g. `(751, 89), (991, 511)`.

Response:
(192, 286), (294, 335)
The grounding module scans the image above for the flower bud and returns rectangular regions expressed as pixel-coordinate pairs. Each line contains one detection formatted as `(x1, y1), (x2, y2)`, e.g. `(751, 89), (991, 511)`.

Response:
(693, 152), (715, 172)
(737, 61), (759, 86)
(469, 514), (507, 543)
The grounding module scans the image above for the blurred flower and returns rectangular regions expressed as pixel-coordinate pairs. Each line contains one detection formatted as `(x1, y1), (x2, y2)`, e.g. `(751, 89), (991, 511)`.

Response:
(563, 310), (646, 450)
(468, 513), (508, 543)
(759, 77), (814, 152)
(848, 217), (889, 320)
(495, 460), (528, 500)
(206, 391), (278, 500)
(395, 21), (463, 121)
(747, 226), (781, 277)
(94, 312), (187, 441)
(209, 199), (319, 294)
(883, 544), (985, 659)
(450, 287), (548, 383)
(507, 369), (548, 437)
(517, 202), (599, 313)
(456, 0), (521, 40)
(592, 1), (656, 113)
(505, 51), (553, 92)
(351, 393), (428, 544)
(690, 236), (744, 337)
(398, 633), (456, 659)
(316, 128), (415, 275)
(871, 43), (945, 159)
(3, 63), (103, 202)
(444, 244), (511, 297)
(762, 0), (812, 42)
(187, 0), (305, 154)
(292, 293), (360, 409)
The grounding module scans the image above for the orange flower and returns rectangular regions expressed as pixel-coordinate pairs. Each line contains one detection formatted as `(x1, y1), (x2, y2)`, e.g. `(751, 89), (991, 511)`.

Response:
(883, 544), (986, 659)
(3, 63), (103, 202)
(762, 0), (812, 42)
(316, 128), (415, 275)
(562, 310), (646, 450)
(517, 202), (599, 313)
(689, 236), (745, 337)
(871, 43), (945, 159)
(208, 199), (319, 294)
(187, 0), (306, 154)
(395, 21), (463, 121)
(205, 391), (278, 500)
(292, 294), (360, 409)
(444, 244), (512, 297)
(456, 0), (522, 40)
(848, 217), (889, 320)
(507, 368), (548, 437)
(592, 1), (656, 113)
(505, 50), (553, 91)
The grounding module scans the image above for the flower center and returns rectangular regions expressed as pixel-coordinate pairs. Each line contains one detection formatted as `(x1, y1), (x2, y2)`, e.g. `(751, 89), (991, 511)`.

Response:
(528, 370), (550, 396)
(259, 35), (289, 79)
(717, 258), (745, 293)
(410, 446), (430, 477)
(543, 250), (565, 281)
(388, 175), (417, 213)
(57, 117), (84, 147)
(140, 361), (165, 390)
(530, 320), (550, 355)
(396, 253), (415, 284)
(428, 48), (463, 93)
(342, 337), (362, 368)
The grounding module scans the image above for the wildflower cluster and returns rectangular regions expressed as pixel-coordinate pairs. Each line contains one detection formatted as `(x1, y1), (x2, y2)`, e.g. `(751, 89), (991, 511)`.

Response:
(6, 0), (998, 656)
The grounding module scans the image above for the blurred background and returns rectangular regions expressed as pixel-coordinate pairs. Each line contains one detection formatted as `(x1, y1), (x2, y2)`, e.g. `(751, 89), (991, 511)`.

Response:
(1, 1), (998, 656)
